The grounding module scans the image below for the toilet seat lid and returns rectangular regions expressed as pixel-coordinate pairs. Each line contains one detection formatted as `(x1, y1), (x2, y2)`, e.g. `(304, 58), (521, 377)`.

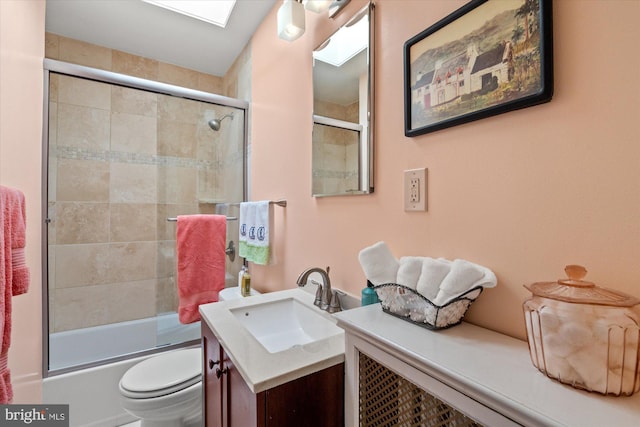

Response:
(120, 348), (201, 398)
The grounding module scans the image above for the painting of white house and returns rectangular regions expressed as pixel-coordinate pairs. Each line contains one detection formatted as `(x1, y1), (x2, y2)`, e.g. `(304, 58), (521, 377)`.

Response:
(406, 0), (551, 135)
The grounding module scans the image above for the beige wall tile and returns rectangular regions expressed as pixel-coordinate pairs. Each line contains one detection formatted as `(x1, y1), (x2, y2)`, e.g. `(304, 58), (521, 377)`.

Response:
(112, 50), (158, 80)
(56, 202), (110, 244)
(158, 94), (199, 124)
(58, 74), (111, 110)
(58, 36), (112, 71)
(57, 103), (110, 151)
(157, 120), (197, 158)
(197, 169), (220, 203)
(108, 242), (157, 283)
(223, 162), (244, 201)
(111, 112), (157, 155)
(109, 280), (157, 323)
(52, 284), (106, 331)
(156, 277), (178, 314)
(111, 86), (157, 117)
(158, 62), (199, 89)
(156, 203), (199, 241)
(196, 73), (223, 94)
(156, 204), (172, 242)
(110, 203), (157, 242)
(157, 166), (197, 204)
(49, 74), (59, 102)
(45, 33), (60, 59)
(110, 162), (158, 203)
(223, 41), (251, 100)
(57, 158), (110, 202)
(196, 108), (220, 159)
(53, 280), (156, 331)
(156, 240), (175, 279)
(55, 243), (110, 288)
(197, 202), (217, 214)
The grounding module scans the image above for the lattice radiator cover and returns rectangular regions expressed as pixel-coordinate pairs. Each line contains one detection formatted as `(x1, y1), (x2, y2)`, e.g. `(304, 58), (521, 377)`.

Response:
(358, 352), (482, 427)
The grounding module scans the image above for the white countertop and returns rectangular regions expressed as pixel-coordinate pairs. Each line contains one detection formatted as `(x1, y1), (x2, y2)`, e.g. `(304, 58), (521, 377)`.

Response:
(335, 304), (640, 427)
(199, 288), (345, 393)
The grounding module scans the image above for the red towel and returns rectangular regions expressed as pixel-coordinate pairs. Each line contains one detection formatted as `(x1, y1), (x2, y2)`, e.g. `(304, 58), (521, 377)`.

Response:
(176, 214), (226, 324)
(0, 186), (30, 404)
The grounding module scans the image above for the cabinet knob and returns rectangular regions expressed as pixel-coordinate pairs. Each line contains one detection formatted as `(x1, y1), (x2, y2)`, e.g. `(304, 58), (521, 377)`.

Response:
(209, 359), (219, 369)
(215, 367), (228, 379)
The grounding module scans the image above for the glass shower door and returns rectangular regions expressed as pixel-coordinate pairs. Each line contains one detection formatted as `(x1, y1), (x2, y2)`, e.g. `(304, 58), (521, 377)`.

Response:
(45, 66), (246, 373)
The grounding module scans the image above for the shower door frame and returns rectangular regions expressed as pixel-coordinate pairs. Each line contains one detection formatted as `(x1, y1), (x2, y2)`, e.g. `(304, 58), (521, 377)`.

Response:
(41, 59), (249, 377)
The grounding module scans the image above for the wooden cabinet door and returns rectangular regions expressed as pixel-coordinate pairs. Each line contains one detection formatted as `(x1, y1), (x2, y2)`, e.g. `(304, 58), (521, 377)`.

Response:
(202, 323), (224, 427)
(224, 353), (262, 427)
(264, 363), (344, 427)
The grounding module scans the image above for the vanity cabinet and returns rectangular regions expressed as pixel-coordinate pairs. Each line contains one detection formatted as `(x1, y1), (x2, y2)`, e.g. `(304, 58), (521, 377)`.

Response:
(202, 322), (344, 427)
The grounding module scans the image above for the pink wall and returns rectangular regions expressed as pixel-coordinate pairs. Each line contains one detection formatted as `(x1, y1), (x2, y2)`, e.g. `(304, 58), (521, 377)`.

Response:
(0, 0), (45, 401)
(250, 0), (640, 339)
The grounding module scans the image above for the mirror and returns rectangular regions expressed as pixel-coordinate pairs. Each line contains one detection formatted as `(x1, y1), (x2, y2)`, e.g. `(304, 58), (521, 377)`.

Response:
(312, 2), (374, 197)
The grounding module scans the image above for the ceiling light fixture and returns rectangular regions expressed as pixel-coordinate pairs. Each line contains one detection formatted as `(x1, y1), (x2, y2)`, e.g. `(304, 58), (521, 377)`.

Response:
(277, 0), (352, 42)
(303, 0), (332, 13)
(277, 0), (306, 41)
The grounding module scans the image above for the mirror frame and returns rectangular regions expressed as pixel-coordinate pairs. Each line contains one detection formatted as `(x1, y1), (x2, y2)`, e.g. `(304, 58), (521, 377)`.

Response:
(312, 2), (375, 197)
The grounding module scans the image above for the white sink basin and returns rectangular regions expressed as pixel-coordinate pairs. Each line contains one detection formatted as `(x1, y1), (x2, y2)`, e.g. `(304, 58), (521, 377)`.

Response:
(230, 297), (343, 353)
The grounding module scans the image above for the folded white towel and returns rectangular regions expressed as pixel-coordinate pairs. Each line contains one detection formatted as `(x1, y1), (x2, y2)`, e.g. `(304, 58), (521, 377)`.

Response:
(416, 258), (450, 301)
(358, 241), (399, 286)
(432, 259), (497, 305)
(396, 257), (423, 290)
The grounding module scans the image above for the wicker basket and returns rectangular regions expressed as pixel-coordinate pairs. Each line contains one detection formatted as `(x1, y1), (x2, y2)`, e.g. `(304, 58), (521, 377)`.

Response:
(373, 283), (484, 330)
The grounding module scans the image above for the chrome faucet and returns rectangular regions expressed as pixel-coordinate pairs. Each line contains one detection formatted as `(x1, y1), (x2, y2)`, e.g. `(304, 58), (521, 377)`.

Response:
(296, 266), (341, 313)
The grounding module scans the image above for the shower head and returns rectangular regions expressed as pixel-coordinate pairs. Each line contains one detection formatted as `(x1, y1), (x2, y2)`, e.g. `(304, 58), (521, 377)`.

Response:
(208, 113), (234, 131)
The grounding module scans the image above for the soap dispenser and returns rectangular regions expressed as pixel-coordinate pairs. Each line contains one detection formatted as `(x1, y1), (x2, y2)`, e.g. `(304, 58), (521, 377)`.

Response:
(241, 267), (251, 297)
(361, 280), (379, 306)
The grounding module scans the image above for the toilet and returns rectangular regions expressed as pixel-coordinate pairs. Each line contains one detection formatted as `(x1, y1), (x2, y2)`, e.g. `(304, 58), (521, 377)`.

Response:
(119, 286), (260, 426)
(119, 348), (202, 427)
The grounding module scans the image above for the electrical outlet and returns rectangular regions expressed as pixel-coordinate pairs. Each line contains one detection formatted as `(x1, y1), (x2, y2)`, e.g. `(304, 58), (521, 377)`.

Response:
(404, 168), (427, 211)
(410, 178), (420, 202)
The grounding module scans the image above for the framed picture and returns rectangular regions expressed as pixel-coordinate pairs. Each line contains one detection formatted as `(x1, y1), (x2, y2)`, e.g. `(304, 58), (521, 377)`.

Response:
(404, 0), (553, 137)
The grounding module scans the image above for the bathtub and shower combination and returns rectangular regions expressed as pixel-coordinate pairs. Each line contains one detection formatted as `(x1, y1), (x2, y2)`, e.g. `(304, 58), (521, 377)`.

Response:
(42, 59), (248, 426)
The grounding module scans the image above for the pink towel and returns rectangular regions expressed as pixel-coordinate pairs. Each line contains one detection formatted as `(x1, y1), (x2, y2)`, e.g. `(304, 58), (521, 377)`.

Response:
(176, 214), (226, 324)
(0, 186), (30, 404)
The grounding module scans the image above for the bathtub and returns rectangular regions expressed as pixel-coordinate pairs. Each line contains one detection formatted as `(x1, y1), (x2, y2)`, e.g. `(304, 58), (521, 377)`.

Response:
(49, 312), (200, 371)
(43, 313), (201, 427)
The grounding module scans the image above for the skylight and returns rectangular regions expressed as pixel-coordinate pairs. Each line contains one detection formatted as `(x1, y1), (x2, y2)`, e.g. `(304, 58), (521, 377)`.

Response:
(313, 14), (368, 67)
(141, 0), (236, 28)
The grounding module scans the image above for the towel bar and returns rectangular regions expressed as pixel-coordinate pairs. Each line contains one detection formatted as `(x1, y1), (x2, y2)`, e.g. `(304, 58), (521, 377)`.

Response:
(226, 199), (287, 208)
(167, 216), (237, 222)
(166, 199), (286, 222)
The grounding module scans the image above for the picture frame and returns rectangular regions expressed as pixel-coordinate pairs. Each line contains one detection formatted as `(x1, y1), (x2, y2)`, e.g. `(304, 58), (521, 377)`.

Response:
(404, 0), (553, 137)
